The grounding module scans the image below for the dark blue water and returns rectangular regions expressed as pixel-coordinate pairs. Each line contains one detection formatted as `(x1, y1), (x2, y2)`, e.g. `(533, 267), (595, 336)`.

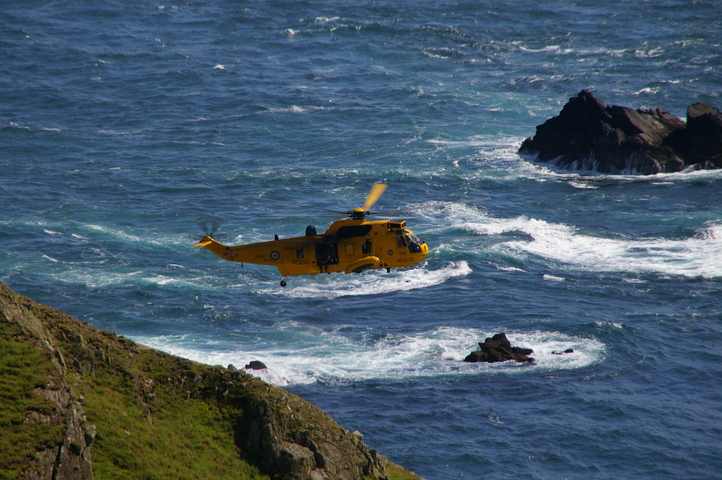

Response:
(2, 1), (722, 479)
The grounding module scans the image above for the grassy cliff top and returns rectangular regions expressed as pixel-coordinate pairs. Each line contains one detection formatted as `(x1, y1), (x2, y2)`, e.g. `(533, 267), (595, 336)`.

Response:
(0, 282), (422, 480)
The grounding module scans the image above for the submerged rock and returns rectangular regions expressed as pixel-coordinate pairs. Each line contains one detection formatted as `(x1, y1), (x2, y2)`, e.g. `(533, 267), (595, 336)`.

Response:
(464, 333), (534, 363)
(519, 90), (722, 174)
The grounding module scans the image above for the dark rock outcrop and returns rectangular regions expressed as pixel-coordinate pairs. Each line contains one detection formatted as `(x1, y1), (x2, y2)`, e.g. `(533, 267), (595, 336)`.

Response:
(519, 90), (722, 174)
(245, 360), (267, 370)
(464, 333), (534, 363)
(684, 101), (722, 167)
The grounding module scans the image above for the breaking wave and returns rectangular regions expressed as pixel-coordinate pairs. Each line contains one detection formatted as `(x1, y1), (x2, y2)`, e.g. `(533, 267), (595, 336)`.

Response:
(135, 326), (605, 386)
(432, 204), (722, 278)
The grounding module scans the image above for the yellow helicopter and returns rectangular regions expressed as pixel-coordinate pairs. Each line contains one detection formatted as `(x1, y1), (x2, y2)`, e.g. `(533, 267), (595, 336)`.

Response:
(194, 184), (430, 287)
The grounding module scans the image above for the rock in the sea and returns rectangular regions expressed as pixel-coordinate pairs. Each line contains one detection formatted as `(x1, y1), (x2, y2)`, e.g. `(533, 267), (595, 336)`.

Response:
(464, 333), (534, 363)
(684, 101), (722, 168)
(519, 90), (722, 174)
(245, 360), (267, 370)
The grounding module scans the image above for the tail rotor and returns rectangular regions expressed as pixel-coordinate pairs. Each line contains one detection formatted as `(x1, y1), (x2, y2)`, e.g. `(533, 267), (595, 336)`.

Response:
(196, 215), (223, 237)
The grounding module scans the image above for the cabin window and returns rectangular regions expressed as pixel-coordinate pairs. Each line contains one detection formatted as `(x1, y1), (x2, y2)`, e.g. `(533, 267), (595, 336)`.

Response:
(362, 239), (372, 254)
(396, 235), (408, 248)
(296, 249), (304, 259)
(316, 243), (339, 266)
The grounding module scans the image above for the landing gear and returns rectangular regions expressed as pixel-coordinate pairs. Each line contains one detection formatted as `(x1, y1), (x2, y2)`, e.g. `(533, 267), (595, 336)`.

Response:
(280, 277), (288, 287)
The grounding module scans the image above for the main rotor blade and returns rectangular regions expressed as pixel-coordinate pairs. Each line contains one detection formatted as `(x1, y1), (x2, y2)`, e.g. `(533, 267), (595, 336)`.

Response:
(238, 195), (347, 215)
(370, 197), (490, 215)
(361, 183), (388, 212)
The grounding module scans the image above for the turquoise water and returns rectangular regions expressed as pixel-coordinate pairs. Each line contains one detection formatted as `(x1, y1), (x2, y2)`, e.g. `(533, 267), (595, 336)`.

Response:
(2, 1), (722, 478)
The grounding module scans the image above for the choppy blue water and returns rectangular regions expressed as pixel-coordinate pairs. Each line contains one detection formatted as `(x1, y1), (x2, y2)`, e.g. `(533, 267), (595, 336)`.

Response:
(2, 1), (722, 478)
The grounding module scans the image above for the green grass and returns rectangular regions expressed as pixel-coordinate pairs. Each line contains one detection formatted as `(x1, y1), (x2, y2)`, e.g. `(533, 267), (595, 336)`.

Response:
(0, 322), (64, 479)
(81, 381), (264, 480)
(386, 461), (424, 480)
(77, 368), (266, 480)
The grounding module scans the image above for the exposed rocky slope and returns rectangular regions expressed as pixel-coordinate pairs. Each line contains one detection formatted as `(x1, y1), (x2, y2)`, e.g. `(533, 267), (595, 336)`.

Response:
(519, 90), (722, 174)
(0, 282), (421, 480)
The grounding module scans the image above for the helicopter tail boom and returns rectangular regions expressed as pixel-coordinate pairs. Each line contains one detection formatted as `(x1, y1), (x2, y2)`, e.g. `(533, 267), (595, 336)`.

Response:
(194, 236), (229, 257)
(194, 236), (217, 247)
(194, 235), (299, 270)
(194, 235), (256, 264)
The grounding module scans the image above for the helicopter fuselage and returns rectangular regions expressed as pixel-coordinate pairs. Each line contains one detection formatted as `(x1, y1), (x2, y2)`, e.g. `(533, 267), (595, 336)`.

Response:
(194, 217), (429, 277)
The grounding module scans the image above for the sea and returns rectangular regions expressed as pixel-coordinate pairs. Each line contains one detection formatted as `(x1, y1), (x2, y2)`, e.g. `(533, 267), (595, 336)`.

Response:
(2, 1), (721, 479)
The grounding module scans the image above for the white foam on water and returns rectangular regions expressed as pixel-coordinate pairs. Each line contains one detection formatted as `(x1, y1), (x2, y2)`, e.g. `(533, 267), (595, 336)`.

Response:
(314, 16), (341, 24)
(431, 204), (722, 278)
(568, 181), (599, 190)
(55, 270), (145, 289)
(133, 326), (605, 387)
(266, 105), (329, 114)
(494, 151), (722, 185)
(500, 220), (722, 278)
(543, 274), (565, 282)
(267, 261), (472, 298)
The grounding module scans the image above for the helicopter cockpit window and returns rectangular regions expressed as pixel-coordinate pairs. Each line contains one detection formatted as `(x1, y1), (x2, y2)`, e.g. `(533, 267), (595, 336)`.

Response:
(397, 230), (423, 253)
(407, 234), (423, 253)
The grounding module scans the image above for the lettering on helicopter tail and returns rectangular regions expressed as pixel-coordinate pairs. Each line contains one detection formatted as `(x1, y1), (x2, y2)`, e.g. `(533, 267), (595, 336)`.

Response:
(270, 251), (280, 261)
(223, 251), (238, 259)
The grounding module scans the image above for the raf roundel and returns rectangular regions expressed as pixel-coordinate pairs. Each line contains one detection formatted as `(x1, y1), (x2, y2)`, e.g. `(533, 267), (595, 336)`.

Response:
(270, 251), (280, 261)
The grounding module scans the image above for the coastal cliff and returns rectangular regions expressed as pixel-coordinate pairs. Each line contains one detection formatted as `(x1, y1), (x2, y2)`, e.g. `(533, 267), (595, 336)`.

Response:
(0, 282), (421, 480)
